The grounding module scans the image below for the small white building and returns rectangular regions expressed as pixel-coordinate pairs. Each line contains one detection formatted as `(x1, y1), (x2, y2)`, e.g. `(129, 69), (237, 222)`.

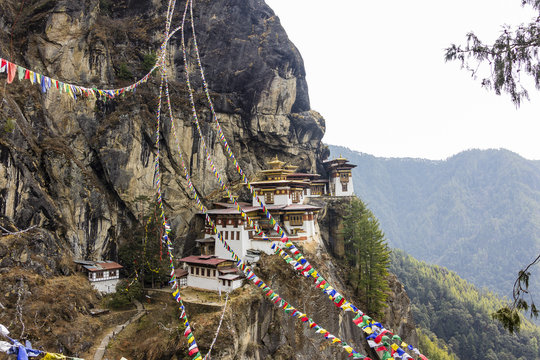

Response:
(77, 260), (123, 294)
(175, 268), (188, 287)
(179, 255), (243, 292)
(323, 156), (357, 196)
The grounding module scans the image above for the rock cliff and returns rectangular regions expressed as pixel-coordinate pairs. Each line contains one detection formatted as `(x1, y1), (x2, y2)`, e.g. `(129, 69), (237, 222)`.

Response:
(0, 0), (326, 260)
(0, 1), (420, 359)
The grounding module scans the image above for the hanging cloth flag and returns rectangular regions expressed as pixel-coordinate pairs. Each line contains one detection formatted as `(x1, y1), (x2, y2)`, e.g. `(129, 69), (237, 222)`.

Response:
(0, 341), (12, 353)
(41, 353), (67, 360)
(17, 66), (24, 80)
(7, 62), (16, 84)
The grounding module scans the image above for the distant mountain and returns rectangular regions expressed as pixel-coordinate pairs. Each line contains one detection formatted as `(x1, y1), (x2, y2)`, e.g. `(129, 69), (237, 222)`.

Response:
(390, 249), (540, 360)
(328, 145), (540, 301)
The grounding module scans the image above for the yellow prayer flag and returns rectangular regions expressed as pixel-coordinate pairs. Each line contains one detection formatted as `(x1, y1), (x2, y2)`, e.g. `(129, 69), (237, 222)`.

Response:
(42, 353), (67, 360)
(391, 344), (399, 351)
(363, 327), (373, 334)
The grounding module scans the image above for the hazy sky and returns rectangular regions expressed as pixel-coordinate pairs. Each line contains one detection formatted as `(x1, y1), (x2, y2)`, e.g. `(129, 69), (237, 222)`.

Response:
(264, 0), (540, 160)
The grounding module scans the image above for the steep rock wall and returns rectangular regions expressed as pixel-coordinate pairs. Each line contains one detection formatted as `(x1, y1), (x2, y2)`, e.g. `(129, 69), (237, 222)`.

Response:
(0, 0), (325, 260)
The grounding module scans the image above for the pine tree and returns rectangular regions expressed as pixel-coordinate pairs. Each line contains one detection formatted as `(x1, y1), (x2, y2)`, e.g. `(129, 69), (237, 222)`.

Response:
(342, 197), (391, 315)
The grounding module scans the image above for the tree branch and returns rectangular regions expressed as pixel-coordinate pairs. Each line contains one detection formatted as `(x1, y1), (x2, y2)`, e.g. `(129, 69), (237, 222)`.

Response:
(0, 225), (37, 236)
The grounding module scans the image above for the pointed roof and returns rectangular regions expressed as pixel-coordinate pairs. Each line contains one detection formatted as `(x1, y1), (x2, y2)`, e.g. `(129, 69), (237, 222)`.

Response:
(267, 155), (285, 169)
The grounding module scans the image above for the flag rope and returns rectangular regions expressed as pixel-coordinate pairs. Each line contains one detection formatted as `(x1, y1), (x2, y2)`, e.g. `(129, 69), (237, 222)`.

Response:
(0, 0), (430, 358)
(183, 0), (427, 358)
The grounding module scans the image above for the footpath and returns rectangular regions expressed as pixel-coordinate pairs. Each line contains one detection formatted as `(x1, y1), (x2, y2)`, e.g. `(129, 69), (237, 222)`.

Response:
(93, 299), (146, 360)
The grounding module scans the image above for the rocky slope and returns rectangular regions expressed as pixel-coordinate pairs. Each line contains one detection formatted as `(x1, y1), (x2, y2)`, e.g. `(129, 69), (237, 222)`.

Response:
(102, 247), (418, 360)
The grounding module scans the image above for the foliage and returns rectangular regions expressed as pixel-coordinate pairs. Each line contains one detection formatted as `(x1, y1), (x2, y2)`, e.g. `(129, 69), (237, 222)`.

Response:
(108, 279), (143, 309)
(329, 145), (540, 327)
(445, 1), (540, 106)
(390, 249), (540, 359)
(417, 329), (458, 360)
(493, 255), (540, 333)
(142, 51), (157, 73)
(2, 117), (15, 134)
(341, 197), (390, 316)
(117, 62), (133, 80)
(445, 0), (540, 332)
(118, 200), (171, 288)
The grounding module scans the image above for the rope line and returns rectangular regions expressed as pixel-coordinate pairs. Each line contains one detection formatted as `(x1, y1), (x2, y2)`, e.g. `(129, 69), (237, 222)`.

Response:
(0, 0), (429, 358)
(203, 291), (229, 360)
(184, 1), (425, 358)
(155, 4), (363, 357)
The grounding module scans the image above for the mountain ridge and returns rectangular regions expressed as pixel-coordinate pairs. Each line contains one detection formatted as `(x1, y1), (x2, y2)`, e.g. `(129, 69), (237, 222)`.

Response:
(328, 144), (540, 301)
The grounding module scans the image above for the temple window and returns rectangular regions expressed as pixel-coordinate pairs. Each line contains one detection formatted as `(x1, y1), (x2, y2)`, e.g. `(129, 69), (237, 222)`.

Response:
(290, 215), (303, 226)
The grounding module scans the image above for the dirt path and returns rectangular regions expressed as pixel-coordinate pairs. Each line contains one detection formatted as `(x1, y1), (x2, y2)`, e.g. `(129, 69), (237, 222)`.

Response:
(93, 300), (146, 360)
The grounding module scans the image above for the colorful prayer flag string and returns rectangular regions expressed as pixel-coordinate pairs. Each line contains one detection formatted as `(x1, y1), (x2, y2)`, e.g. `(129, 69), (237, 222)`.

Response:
(184, 1), (427, 358)
(159, 6), (364, 356)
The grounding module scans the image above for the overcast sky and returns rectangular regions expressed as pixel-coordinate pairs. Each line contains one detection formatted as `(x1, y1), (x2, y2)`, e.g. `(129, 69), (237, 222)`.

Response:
(264, 0), (540, 160)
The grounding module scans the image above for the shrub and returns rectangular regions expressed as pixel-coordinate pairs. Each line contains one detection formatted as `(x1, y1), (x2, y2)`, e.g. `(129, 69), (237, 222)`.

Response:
(117, 63), (133, 81)
(142, 52), (158, 73)
(3, 118), (15, 134)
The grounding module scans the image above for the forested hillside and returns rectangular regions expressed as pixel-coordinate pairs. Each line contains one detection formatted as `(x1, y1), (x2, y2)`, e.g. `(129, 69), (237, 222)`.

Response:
(391, 249), (540, 360)
(328, 145), (540, 303)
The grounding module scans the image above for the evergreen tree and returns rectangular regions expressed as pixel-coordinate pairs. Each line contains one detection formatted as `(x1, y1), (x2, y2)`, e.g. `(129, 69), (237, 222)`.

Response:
(445, 1), (540, 107)
(119, 199), (171, 288)
(342, 197), (390, 315)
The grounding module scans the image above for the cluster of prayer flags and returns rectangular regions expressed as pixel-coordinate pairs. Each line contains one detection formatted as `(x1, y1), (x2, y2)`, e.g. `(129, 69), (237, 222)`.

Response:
(1, 324), (83, 360)
(175, 2), (430, 358)
(0, 57), (155, 100)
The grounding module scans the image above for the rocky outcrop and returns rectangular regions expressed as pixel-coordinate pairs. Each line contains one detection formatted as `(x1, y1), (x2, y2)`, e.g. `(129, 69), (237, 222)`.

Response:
(0, 2), (421, 359)
(0, 0), (325, 261)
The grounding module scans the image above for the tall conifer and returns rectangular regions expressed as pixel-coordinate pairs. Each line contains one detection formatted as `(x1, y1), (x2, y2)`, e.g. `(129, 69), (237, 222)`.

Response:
(342, 197), (390, 315)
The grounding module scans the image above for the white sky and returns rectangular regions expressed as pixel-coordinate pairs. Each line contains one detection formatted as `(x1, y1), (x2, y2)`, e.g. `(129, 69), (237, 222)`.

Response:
(264, 0), (540, 160)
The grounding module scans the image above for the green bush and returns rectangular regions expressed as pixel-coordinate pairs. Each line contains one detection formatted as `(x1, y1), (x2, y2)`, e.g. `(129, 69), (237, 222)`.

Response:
(142, 52), (157, 73)
(3, 118), (15, 134)
(108, 279), (143, 309)
(117, 63), (133, 81)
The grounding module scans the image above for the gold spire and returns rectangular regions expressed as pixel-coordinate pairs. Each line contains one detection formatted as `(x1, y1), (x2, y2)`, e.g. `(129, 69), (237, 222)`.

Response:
(267, 155), (285, 169)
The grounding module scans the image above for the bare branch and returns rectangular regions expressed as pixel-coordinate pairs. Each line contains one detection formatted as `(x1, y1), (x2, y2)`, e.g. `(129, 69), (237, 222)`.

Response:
(0, 225), (37, 236)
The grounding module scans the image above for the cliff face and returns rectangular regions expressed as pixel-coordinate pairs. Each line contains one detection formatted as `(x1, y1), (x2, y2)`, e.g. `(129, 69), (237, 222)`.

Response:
(0, 2), (420, 359)
(0, 0), (325, 260)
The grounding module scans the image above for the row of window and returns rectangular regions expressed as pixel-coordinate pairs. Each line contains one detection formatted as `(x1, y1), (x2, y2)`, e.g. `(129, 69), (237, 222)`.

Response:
(330, 183), (348, 194)
(190, 266), (217, 278)
(220, 230), (241, 240)
(289, 214), (303, 226)
(189, 267), (234, 287)
(94, 270), (118, 279)
(217, 218), (244, 226)
(264, 191), (303, 204)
